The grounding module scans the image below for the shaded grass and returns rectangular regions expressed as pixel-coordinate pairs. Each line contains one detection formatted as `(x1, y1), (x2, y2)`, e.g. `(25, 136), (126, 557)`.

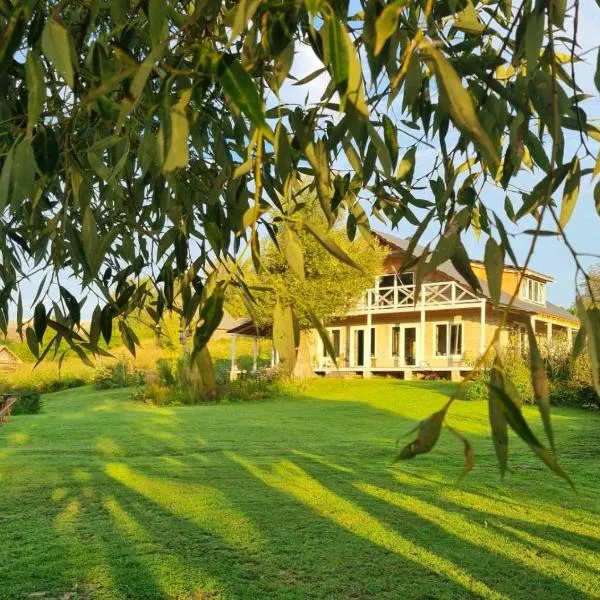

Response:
(1, 379), (599, 599)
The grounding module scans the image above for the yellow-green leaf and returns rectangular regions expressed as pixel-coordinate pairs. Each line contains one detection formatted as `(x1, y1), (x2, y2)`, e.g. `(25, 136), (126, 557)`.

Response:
(559, 157), (580, 229)
(283, 227), (305, 281)
(423, 44), (500, 172)
(374, 1), (406, 55)
(526, 321), (554, 452)
(273, 297), (298, 374)
(163, 89), (191, 173)
(41, 17), (75, 88)
(395, 404), (449, 460)
(454, 0), (485, 35)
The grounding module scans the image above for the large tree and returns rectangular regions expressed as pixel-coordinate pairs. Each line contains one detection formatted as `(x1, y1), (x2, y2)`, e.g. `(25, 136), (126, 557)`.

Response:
(1, 0), (599, 479)
(227, 191), (388, 376)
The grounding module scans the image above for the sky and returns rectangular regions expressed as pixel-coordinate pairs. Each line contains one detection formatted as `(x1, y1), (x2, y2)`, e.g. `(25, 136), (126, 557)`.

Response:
(276, 0), (600, 309)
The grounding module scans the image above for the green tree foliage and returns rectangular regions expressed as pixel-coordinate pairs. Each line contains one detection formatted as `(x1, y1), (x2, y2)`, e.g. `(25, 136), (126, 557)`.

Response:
(1, 0), (599, 479)
(227, 198), (387, 329)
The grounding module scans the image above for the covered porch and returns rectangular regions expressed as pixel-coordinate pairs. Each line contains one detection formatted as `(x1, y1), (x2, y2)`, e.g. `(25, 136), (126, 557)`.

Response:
(226, 319), (276, 380)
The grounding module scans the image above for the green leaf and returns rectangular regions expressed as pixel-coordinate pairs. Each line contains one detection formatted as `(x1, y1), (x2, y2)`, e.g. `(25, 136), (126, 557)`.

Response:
(366, 122), (392, 177)
(163, 89), (191, 173)
(89, 305), (102, 349)
(41, 17), (75, 88)
(559, 157), (580, 229)
(525, 9), (545, 76)
(0, 144), (14, 212)
(307, 310), (338, 368)
(526, 321), (554, 452)
(273, 297), (298, 374)
(283, 227), (305, 281)
(228, 0), (261, 42)
(450, 242), (482, 294)
(100, 305), (113, 345)
(577, 298), (600, 397)
(192, 283), (226, 357)
(26, 327), (39, 359)
(489, 356), (509, 477)
(149, 0), (167, 47)
(60, 287), (81, 325)
(217, 55), (272, 138)
(484, 237), (504, 306)
(423, 44), (499, 172)
(395, 404), (449, 460)
(595, 182), (600, 217)
(82, 206), (99, 269)
(303, 221), (364, 272)
(595, 48), (600, 94)
(489, 357), (574, 488)
(374, 1), (406, 55)
(119, 321), (138, 357)
(325, 15), (368, 115)
(33, 303), (47, 343)
(274, 122), (292, 184)
(25, 51), (45, 138)
(382, 115), (399, 170)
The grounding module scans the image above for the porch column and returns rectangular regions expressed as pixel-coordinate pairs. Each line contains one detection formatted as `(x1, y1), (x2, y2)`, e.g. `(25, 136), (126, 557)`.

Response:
(567, 327), (573, 347)
(270, 342), (276, 367)
(546, 321), (553, 342)
(480, 299), (486, 355)
(364, 307), (372, 379)
(230, 334), (238, 381)
(252, 337), (259, 372)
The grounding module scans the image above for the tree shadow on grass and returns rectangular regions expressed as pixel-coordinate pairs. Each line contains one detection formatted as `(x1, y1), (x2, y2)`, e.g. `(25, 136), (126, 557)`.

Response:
(2, 388), (600, 599)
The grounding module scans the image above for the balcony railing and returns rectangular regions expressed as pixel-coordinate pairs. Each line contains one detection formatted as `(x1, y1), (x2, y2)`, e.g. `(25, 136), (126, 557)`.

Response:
(354, 281), (480, 313)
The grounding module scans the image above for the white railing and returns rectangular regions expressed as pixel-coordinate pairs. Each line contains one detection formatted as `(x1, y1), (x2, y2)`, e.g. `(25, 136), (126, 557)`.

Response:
(355, 281), (480, 312)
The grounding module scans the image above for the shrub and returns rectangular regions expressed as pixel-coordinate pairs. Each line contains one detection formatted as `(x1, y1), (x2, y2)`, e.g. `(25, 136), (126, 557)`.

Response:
(9, 390), (42, 415)
(94, 360), (144, 389)
(462, 350), (534, 404)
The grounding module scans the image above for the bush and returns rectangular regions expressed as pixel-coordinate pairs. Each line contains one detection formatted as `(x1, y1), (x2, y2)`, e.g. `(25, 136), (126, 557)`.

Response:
(10, 390), (42, 415)
(0, 387), (42, 415)
(462, 350), (534, 404)
(94, 360), (144, 389)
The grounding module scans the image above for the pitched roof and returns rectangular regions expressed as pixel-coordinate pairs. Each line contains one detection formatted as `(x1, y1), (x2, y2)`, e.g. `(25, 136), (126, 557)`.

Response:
(374, 230), (579, 326)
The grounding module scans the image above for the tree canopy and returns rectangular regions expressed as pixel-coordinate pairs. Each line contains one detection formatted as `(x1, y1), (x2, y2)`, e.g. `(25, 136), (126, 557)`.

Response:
(1, 0), (600, 480)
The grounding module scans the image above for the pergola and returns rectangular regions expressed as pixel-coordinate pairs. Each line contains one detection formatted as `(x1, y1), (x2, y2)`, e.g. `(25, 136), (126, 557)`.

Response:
(226, 318), (276, 380)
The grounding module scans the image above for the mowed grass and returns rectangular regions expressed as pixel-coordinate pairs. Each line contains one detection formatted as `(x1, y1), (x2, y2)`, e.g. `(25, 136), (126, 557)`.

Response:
(1, 380), (600, 600)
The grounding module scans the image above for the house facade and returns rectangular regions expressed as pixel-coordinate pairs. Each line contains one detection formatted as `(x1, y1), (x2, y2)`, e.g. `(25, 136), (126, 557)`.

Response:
(311, 231), (579, 381)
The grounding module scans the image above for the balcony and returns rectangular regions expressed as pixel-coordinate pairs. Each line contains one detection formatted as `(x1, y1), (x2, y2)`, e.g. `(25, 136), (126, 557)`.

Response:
(353, 281), (481, 313)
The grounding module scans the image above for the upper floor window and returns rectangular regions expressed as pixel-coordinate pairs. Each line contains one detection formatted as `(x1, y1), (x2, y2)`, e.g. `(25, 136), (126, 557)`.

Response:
(378, 272), (414, 289)
(521, 278), (545, 304)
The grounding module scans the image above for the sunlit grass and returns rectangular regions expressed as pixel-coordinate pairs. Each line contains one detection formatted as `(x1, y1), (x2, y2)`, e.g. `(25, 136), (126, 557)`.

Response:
(0, 379), (599, 599)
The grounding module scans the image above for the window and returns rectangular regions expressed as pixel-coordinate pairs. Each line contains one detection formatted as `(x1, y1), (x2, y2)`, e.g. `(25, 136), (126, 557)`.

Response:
(331, 329), (341, 358)
(370, 327), (376, 358)
(521, 277), (545, 304)
(399, 272), (414, 286)
(435, 323), (463, 356)
(435, 324), (448, 356)
(391, 326), (400, 357)
(378, 272), (414, 288)
(450, 324), (462, 355)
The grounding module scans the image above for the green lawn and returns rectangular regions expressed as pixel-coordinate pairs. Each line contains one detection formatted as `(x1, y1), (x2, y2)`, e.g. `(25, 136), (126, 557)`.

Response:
(1, 380), (600, 599)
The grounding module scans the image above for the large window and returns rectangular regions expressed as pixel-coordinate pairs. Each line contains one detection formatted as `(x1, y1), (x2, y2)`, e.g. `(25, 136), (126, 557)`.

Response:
(324, 328), (341, 358)
(521, 278), (545, 304)
(391, 326), (400, 357)
(435, 323), (463, 356)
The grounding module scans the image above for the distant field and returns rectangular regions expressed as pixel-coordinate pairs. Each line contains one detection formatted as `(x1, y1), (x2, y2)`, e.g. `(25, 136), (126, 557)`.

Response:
(1, 379), (599, 599)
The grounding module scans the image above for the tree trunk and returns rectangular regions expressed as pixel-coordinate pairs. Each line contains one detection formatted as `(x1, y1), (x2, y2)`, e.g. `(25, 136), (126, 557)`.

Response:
(293, 330), (317, 379)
